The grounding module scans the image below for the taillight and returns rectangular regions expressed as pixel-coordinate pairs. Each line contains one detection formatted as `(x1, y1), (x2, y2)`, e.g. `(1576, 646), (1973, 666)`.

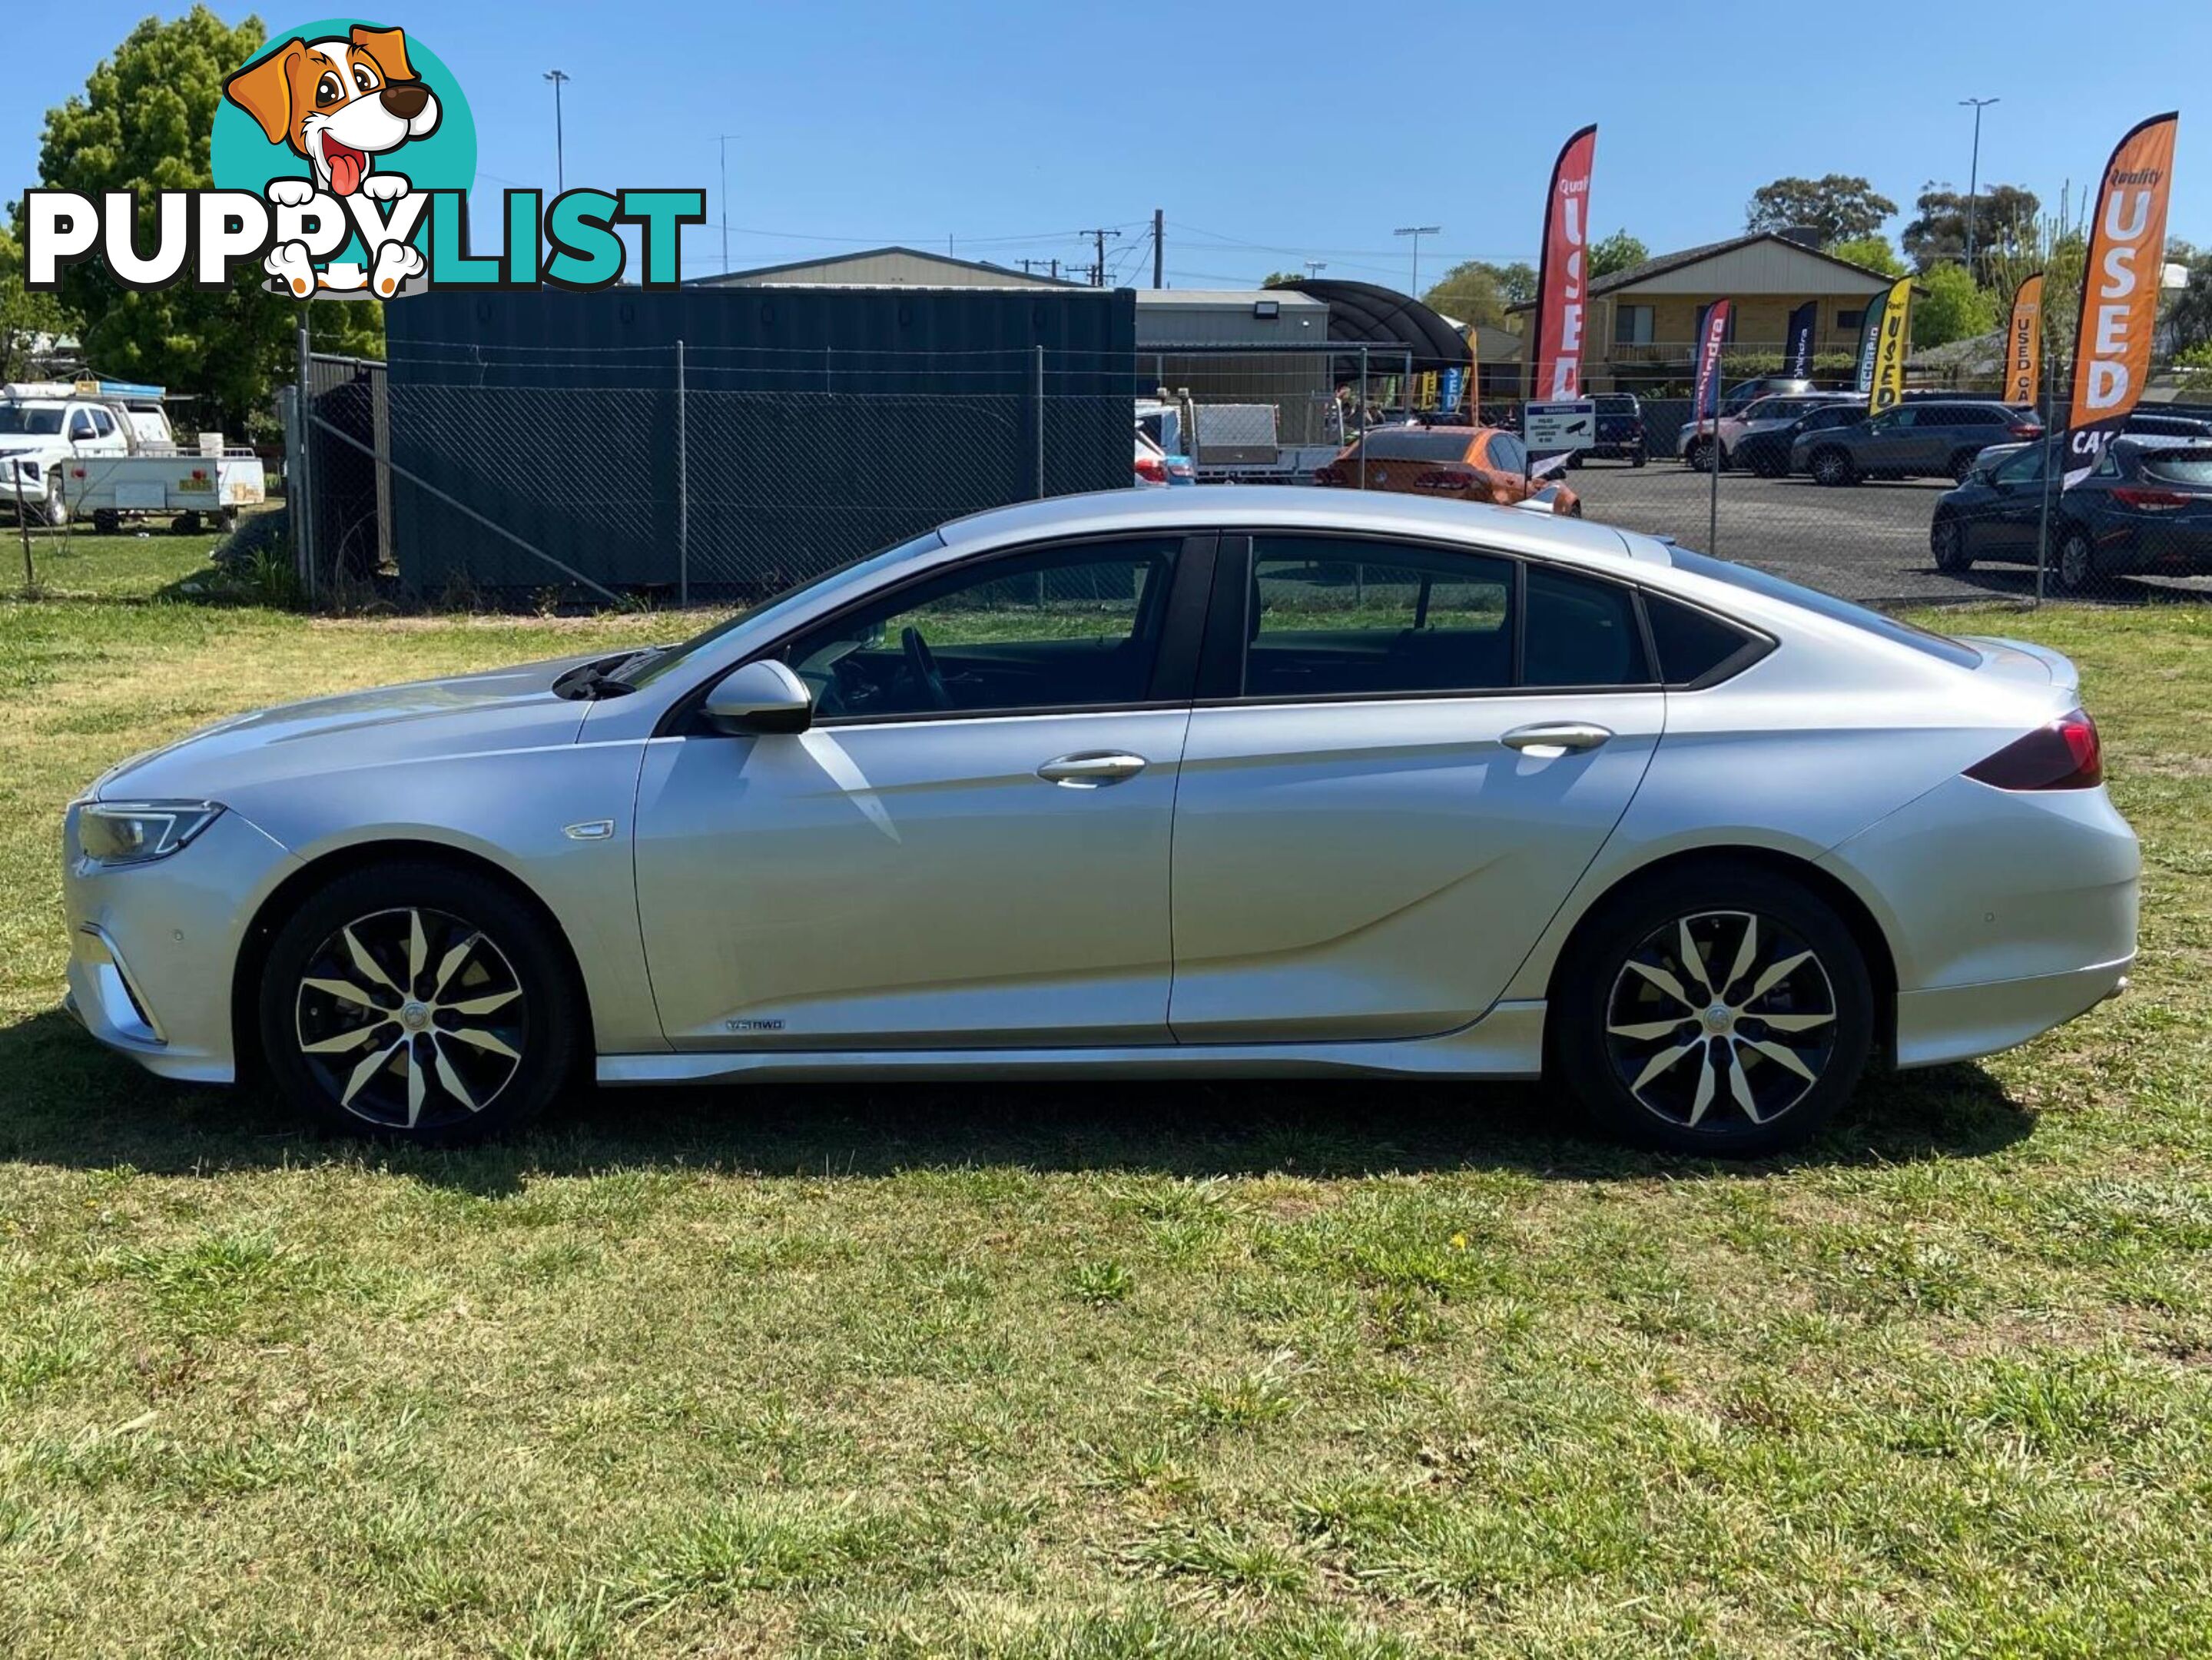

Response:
(1414, 469), (1466, 490)
(1314, 464), (1345, 486)
(2111, 485), (2193, 511)
(1965, 708), (2102, 790)
(2009, 423), (2042, 440)
(1134, 455), (1166, 483)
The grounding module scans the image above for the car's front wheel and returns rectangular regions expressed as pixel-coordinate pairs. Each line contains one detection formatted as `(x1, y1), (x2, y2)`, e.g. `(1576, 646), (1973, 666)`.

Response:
(1931, 513), (1973, 573)
(257, 862), (582, 1142)
(1552, 863), (1874, 1157)
(1810, 448), (1855, 486)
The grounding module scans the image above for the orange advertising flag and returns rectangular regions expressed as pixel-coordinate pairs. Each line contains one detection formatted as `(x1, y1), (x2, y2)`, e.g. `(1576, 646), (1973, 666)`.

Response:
(2065, 113), (2179, 483)
(2005, 272), (2044, 408)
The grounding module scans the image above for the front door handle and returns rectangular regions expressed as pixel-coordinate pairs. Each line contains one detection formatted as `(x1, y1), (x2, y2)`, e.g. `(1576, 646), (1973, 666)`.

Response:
(1037, 751), (1148, 788)
(1501, 722), (1613, 757)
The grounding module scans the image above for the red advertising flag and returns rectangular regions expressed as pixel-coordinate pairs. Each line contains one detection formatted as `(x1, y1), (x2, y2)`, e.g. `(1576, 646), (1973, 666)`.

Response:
(1692, 298), (1732, 430)
(2065, 112), (2179, 483)
(1530, 124), (1597, 402)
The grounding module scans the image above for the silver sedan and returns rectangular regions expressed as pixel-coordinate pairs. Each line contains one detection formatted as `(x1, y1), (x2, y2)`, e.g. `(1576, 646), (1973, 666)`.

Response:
(61, 489), (2137, 1157)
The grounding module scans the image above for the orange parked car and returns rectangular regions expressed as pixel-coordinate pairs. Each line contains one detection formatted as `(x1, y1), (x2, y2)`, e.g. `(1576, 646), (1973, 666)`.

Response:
(1313, 425), (1583, 516)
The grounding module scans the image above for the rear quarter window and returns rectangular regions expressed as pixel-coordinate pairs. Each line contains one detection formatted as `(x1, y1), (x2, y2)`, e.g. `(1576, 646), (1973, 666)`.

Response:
(1644, 593), (1764, 686)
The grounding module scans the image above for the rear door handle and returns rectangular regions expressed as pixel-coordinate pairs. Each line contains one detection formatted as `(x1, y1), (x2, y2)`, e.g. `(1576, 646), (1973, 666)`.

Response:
(1037, 751), (1149, 788)
(1501, 722), (1613, 756)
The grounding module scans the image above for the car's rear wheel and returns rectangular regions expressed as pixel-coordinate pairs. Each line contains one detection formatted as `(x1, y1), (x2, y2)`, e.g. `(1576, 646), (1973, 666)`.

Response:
(257, 862), (582, 1143)
(1683, 437), (1714, 473)
(1810, 448), (1855, 486)
(1948, 450), (1980, 483)
(1552, 864), (1874, 1157)
(2053, 527), (2106, 597)
(1630, 449), (1647, 468)
(1931, 513), (1972, 573)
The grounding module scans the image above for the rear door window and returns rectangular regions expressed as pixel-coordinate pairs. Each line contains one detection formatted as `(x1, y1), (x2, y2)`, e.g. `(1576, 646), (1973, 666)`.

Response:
(1243, 538), (1512, 698)
(2140, 448), (2212, 486)
(1523, 566), (1650, 688)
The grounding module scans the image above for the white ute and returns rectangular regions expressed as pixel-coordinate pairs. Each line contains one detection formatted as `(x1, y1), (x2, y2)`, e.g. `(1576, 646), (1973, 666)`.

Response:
(1, 379), (264, 533)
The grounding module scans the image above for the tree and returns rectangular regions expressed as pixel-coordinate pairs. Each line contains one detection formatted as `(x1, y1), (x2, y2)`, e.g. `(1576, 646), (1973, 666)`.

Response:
(1587, 230), (1647, 281)
(1745, 175), (1899, 246)
(1829, 235), (1906, 277)
(1420, 260), (1534, 327)
(1912, 262), (1995, 350)
(18, 6), (383, 433)
(0, 227), (72, 383)
(1900, 182), (2040, 271)
(2161, 241), (2212, 357)
(1259, 271), (1304, 287)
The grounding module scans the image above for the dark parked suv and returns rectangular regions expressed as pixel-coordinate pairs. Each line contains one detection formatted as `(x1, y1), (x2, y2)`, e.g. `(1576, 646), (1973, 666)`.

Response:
(1791, 400), (2041, 486)
(1931, 434), (2212, 593)
(1581, 393), (1647, 466)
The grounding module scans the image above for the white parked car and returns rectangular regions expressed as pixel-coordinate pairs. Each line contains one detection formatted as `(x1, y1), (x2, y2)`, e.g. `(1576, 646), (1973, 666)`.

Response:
(1, 388), (133, 523)
(63, 490), (2136, 1157)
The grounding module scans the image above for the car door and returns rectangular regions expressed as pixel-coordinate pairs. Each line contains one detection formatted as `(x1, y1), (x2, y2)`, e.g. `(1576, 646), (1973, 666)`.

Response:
(1167, 533), (1664, 1042)
(632, 533), (1209, 1050)
(1975, 443), (2051, 559)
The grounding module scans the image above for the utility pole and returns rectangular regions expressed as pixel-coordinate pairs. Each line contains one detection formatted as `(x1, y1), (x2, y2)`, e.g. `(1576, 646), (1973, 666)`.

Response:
(1152, 208), (1164, 287)
(714, 133), (739, 273)
(1394, 225), (1441, 298)
(1081, 227), (1120, 288)
(1305, 259), (1327, 279)
(544, 70), (570, 194)
(1960, 98), (1999, 273)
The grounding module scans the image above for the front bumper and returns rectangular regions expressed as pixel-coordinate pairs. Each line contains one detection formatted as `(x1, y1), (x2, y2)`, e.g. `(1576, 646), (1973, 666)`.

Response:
(60, 805), (302, 1084)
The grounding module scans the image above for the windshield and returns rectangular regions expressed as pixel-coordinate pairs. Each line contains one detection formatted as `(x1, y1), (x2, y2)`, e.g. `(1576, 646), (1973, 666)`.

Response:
(1669, 548), (1982, 667)
(625, 530), (946, 689)
(0, 405), (65, 436)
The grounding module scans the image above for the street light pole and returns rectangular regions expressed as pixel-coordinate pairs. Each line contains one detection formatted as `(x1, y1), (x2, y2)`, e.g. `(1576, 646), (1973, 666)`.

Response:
(1304, 259), (1327, 280)
(714, 133), (739, 273)
(1394, 225), (1441, 298)
(1960, 97), (1998, 273)
(544, 70), (571, 195)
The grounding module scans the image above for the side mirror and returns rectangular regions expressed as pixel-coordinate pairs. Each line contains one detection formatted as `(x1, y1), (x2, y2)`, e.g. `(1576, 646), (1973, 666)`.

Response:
(702, 659), (813, 736)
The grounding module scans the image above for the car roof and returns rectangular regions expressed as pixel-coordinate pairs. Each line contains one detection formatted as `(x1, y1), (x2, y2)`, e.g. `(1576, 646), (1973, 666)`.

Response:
(2113, 433), (2212, 453)
(937, 486), (1673, 568)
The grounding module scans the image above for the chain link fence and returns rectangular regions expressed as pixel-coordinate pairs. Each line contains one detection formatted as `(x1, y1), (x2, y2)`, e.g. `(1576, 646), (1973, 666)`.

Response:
(293, 341), (2212, 614)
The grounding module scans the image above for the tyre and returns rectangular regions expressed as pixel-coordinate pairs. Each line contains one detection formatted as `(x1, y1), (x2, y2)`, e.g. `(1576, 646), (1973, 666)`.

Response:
(1948, 451), (1979, 484)
(257, 862), (584, 1144)
(1551, 862), (1874, 1158)
(1810, 447), (1855, 486)
(2054, 527), (2100, 597)
(91, 509), (121, 536)
(1683, 437), (1713, 473)
(1630, 449), (1647, 468)
(171, 512), (203, 536)
(43, 472), (68, 526)
(1931, 513), (1972, 573)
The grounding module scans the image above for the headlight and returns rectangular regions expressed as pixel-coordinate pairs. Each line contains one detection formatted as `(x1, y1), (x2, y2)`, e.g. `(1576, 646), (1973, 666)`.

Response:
(75, 801), (225, 866)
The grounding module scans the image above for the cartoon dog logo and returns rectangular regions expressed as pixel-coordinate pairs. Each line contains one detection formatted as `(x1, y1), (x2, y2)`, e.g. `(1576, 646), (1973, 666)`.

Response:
(223, 25), (440, 297)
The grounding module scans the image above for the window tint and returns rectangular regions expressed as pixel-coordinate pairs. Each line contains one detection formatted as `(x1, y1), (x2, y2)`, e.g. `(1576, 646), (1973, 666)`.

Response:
(1669, 549), (1982, 667)
(68, 410), (96, 440)
(1361, 430), (1473, 463)
(1993, 446), (2047, 484)
(776, 539), (1178, 719)
(1645, 593), (1756, 686)
(1523, 566), (1650, 687)
(2139, 448), (2212, 486)
(1486, 432), (1527, 473)
(1245, 538), (1511, 699)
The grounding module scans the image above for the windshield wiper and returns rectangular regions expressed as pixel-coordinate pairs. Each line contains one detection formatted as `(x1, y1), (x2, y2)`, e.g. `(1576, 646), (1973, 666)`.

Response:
(554, 647), (665, 702)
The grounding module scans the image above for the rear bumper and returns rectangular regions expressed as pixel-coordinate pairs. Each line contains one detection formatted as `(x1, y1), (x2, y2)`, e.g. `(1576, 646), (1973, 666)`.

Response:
(1895, 956), (2131, 1069)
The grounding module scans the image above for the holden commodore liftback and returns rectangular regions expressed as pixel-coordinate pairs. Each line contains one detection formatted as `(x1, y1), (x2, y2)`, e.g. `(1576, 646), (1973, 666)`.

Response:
(62, 488), (2137, 1157)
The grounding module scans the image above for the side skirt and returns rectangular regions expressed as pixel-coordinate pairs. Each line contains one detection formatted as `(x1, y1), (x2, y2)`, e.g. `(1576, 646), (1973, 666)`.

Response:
(597, 1001), (1548, 1086)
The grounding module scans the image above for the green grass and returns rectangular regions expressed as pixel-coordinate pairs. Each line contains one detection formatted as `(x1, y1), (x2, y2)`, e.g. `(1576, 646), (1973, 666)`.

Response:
(1, 533), (2210, 1655)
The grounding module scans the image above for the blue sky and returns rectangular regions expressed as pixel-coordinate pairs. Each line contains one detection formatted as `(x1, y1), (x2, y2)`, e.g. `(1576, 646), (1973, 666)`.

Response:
(11, 0), (2212, 289)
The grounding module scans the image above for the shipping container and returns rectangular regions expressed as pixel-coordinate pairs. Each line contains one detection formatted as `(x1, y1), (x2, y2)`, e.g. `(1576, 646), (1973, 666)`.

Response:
(376, 285), (1138, 598)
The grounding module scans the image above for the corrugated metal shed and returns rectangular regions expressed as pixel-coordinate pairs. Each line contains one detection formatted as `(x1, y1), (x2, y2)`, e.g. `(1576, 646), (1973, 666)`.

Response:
(692, 246), (1075, 289)
(380, 285), (1137, 596)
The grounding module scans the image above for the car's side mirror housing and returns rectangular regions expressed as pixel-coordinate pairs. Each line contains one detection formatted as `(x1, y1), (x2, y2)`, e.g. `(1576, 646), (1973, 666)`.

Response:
(702, 660), (814, 735)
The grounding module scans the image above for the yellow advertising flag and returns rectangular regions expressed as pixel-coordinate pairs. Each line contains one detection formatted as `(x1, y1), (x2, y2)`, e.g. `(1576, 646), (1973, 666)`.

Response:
(1869, 275), (1913, 414)
(2005, 273), (2045, 408)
